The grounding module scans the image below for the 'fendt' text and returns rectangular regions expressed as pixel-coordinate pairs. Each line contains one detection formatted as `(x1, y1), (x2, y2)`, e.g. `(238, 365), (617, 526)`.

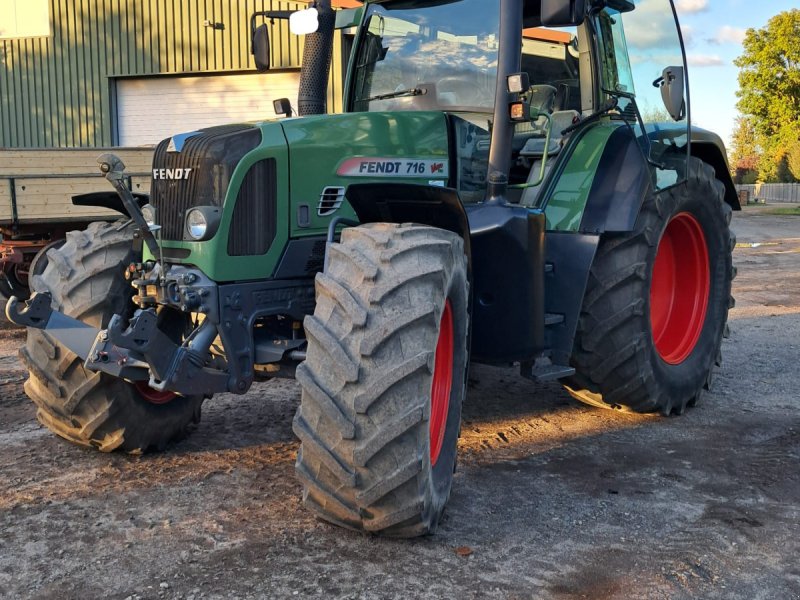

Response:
(153, 168), (193, 180)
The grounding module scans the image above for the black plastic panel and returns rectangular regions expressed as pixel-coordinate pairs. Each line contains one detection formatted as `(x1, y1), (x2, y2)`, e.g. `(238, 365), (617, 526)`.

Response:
(273, 237), (327, 279)
(466, 203), (546, 364)
(543, 232), (599, 366)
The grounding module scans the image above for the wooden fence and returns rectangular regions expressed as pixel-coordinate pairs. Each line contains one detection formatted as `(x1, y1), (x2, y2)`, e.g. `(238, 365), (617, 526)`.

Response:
(736, 183), (800, 204)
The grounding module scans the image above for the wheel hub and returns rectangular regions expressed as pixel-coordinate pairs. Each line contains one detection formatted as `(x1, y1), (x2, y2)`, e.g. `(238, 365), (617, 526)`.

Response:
(430, 300), (454, 466)
(134, 381), (177, 405)
(650, 212), (710, 364)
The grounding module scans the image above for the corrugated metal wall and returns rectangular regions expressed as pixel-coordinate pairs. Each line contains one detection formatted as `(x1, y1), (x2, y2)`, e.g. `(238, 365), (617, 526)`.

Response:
(0, 0), (346, 148)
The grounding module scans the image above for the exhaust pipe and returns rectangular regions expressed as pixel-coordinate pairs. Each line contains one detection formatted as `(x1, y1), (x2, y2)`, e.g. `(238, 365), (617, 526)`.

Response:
(298, 0), (335, 116)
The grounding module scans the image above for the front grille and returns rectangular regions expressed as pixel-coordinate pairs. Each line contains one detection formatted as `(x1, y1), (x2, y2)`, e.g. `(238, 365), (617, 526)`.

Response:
(150, 124), (261, 240)
(227, 159), (278, 256)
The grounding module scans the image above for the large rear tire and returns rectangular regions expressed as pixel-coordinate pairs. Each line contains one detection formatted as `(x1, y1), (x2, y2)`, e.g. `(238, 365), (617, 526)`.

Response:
(20, 221), (203, 453)
(294, 223), (469, 537)
(565, 157), (735, 415)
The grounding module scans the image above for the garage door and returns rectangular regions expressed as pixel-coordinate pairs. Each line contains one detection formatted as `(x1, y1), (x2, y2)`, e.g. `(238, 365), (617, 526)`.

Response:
(117, 71), (300, 146)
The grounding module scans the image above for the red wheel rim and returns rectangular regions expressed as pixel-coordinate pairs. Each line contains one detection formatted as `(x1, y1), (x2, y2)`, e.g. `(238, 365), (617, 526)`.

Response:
(134, 381), (177, 405)
(429, 300), (454, 466)
(650, 212), (710, 365)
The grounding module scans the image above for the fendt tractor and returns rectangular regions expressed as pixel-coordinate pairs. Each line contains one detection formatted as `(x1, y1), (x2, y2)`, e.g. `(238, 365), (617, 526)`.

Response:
(7, 0), (738, 537)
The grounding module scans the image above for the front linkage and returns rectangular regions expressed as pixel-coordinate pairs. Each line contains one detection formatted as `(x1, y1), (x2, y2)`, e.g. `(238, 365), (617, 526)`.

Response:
(6, 154), (312, 397)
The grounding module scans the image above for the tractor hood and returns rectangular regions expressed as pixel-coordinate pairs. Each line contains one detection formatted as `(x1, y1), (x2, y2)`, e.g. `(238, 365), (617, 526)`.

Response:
(279, 111), (451, 236)
(150, 112), (451, 283)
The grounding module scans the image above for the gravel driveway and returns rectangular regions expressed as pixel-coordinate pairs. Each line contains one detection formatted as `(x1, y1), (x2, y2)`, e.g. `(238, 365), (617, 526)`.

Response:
(1, 206), (798, 599)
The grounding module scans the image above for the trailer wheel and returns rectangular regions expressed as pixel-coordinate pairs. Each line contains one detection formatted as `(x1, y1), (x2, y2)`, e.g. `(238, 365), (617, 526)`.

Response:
(20, 221), (203, 453)
(565, 157), (735, 415)
(0, 265), (29, 300)
(294, 223), (469, 537)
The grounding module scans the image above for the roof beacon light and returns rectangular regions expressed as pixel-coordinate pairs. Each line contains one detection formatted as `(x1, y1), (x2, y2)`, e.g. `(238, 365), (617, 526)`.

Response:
(290, 8), (319, 35)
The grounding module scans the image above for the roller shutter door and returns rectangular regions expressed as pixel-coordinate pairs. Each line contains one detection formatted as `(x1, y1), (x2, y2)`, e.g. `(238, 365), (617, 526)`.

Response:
(117, 71), (300, 146)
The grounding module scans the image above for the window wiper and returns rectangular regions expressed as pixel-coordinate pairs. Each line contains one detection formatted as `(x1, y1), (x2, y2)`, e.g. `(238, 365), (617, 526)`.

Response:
(360, 87), (427, 103)
(560, 96), (619, 136)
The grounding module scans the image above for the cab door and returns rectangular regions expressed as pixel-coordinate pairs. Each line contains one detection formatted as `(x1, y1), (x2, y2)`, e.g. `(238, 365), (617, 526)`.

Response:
(594, 0), (690, 191)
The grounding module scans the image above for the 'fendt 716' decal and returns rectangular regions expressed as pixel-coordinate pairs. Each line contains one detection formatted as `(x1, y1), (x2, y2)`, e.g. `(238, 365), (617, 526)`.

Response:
(152, 168), (193, 180)
(337, 157), (449, 178)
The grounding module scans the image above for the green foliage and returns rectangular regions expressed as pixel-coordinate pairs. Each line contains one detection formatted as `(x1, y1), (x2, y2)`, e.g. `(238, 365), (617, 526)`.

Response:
(735, 9), (800, 182)
(761, 206), (800, 216)
(787, 139), (800, 181)
(738, 169), (759, 185)
(730, 116), (760, 183)
(640, 105), (673, 124)
(735, 9), (800, 137)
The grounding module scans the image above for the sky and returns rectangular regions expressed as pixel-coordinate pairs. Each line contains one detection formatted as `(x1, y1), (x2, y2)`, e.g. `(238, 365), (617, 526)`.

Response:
(673, 0), (796, 147)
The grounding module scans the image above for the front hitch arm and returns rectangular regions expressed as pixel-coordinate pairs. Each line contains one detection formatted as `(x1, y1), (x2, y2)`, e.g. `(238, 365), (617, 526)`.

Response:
(6, 292), (109, 359)
(6, 293), (232, 394)
(6, 292), (150, 380)
(96, 153), (160, 257)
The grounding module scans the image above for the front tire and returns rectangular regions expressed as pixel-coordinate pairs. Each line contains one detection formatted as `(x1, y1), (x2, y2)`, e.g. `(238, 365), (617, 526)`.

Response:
(20, 221), (203, 453)
(294, 223), (469, 537)
(566, 157), (735, 415)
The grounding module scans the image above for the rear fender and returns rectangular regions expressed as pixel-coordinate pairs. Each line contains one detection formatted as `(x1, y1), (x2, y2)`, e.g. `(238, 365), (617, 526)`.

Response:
(578, 126), (652, 234)
(690, 130), (740, 210)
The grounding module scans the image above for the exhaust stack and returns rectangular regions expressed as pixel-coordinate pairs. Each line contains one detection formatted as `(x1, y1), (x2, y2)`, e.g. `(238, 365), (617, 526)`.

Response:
(298, 0), (335, 116)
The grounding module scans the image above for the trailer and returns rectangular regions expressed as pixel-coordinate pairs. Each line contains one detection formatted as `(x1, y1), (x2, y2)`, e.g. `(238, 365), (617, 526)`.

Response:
(0, 148), (153, 299)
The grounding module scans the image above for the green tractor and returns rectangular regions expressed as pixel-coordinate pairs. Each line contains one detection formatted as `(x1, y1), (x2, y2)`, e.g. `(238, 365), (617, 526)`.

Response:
(7, 0), (737, 537)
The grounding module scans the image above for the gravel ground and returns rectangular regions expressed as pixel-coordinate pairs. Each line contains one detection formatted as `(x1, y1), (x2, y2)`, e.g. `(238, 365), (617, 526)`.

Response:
(0, 205), (798, 599)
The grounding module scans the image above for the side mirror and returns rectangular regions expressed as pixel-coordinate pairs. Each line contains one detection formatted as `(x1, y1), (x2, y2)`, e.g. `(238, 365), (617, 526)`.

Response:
(253, 23), (270, 72)
(273, 98), (293, 117)
(654, 66), (685, 121)
(541, 0), (586, 27)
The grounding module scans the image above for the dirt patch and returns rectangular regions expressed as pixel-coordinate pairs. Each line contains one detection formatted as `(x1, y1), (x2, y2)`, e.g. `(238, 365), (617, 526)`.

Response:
(1, 210), (799, 599)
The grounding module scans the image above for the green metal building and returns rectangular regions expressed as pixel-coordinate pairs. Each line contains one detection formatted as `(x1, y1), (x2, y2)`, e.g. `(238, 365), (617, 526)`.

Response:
(0, 0), (346, 148)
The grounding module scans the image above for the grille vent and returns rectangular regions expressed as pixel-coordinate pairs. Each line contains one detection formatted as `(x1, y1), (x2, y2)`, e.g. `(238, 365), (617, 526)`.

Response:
(227, 159), (278, 256)
(317, 186), (345, 216)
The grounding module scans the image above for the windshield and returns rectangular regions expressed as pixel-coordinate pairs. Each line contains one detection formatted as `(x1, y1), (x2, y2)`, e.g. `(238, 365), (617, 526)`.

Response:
(350, 0), (501, 113)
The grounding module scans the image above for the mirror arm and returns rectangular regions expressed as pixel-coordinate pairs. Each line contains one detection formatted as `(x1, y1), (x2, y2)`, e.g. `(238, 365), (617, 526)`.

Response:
(249, 10), (293, 50)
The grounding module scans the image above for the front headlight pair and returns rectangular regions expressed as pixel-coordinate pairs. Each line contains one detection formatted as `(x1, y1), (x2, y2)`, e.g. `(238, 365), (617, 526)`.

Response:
(139, 204), (221, 242)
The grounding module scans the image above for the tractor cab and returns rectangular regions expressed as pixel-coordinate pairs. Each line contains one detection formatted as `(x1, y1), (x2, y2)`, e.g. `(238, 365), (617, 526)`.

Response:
(334, 0), (693, 208)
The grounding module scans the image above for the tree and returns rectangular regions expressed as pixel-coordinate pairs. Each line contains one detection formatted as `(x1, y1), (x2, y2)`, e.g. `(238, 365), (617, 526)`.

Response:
(735, 9), (800, 182)
(788, 138), (800, 181)
(729, 116), (760, 183)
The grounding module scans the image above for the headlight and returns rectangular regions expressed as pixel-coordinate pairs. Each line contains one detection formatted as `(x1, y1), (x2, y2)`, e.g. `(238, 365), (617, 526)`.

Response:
(184, 206), (221, 241)
(141, 204), (156, 228)
(186, 209), (208, 240)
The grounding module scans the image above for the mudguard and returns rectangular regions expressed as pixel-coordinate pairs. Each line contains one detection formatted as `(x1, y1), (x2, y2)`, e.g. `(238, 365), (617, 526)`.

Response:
(344, 183), (472, 268)
(72, 191), (149, 218)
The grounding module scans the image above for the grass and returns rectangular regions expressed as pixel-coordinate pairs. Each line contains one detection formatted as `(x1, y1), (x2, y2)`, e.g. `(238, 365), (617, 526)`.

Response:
(758, 206), (800, 216)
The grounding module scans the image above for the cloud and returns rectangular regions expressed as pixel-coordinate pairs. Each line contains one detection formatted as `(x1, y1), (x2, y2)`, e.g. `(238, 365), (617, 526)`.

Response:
(687, 54), (725, 67)
(708, 25), (747, 45)
(624, 0), (693, 50)
(675, 0), (709, 13)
